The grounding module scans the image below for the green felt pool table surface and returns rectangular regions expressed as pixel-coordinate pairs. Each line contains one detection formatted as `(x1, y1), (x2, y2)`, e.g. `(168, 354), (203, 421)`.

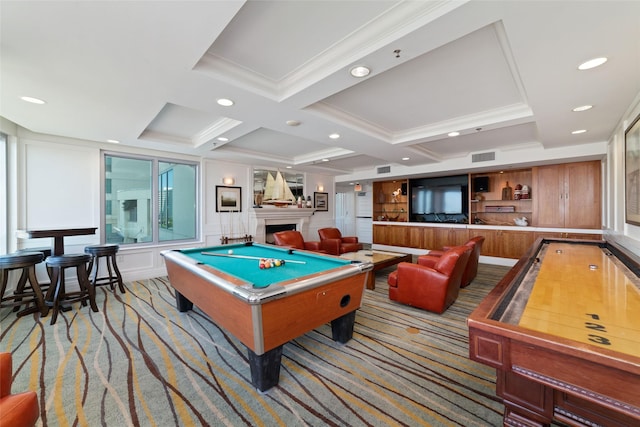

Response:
(179, 243), (352, 288)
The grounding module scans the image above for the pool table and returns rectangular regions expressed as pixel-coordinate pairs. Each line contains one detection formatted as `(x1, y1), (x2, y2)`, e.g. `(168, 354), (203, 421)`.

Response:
(161, 242), (372, 391)
(468, 238), (640, 426)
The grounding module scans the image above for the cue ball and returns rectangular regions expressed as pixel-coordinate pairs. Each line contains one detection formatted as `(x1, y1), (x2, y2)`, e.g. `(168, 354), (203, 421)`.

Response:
(228, 249), (233, 254)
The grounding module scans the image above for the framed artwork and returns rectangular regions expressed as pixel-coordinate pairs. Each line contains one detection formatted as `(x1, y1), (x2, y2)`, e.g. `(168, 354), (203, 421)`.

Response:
(314, 192), (328, 211)
(216, 186), (242, 212)
(626, 113), (640, 226)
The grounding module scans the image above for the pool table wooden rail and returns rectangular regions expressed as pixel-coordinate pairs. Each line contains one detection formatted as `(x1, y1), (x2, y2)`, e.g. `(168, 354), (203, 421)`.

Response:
(468, 238), (640, 427)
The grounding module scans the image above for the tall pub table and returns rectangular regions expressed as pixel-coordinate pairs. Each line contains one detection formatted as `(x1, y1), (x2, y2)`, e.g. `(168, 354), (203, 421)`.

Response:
(16, 227), (98, 317)
(16, 227), (98, 256)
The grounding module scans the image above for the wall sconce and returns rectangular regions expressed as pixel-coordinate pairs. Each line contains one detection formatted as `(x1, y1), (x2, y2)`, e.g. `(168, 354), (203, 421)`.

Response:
(317, 184), (324, 192)
(354, 183), (362, 192)
(222, 177), (235, 185)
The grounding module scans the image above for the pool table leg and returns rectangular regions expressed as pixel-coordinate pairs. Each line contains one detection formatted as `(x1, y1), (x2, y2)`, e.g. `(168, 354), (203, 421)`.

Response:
(247, 346), (283, 392)
(175, 290), (193, 312)
(331, 310), (356, 343)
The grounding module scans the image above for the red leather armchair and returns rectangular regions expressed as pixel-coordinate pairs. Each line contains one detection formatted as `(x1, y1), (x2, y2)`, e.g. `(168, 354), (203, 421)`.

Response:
(418, 236), (484, 288)
(0, 352), (39, 427)
(273, 230), (328, 253)
(317, 228), (363, 256)
(387, 245), (472, 314)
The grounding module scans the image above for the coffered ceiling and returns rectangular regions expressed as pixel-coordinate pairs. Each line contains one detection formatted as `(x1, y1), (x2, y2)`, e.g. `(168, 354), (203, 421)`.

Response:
(1, 1), (639, 178)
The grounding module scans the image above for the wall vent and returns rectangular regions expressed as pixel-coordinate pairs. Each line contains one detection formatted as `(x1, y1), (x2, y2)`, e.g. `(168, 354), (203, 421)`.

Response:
(472, 152), (496, 163)
(377, 165), (391, 174)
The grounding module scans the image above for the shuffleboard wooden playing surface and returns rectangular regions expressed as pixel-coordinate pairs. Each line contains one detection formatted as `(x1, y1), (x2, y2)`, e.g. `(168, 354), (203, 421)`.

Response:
(517, 242), (640, 357)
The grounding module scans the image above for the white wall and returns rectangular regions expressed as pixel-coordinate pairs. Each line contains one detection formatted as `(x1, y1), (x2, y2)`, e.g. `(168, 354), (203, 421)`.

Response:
(603, 91), (640, 255)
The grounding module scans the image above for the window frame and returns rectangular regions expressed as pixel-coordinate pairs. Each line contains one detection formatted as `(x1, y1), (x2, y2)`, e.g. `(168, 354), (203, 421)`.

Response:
(101, 151), (199, 246)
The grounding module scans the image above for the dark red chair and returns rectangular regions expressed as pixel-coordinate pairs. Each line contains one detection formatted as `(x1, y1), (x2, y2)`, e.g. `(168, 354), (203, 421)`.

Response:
(387, 245), (472, 314)
(418, 236), (485, 287)
(273, 231), (328, 253)
(0, 352), (39, 427)
(317, 228), (363, 256)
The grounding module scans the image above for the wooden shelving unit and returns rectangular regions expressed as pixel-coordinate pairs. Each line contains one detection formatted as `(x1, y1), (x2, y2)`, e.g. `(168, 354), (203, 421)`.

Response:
(470, 169), (533, 227)
(372, 180), (409, 222)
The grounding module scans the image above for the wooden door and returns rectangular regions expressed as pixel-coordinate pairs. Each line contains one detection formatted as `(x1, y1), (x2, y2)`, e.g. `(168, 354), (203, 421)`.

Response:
(372, 224), (389, 245)
(421, 227), (438, 250)
(497, 230), (535, 258)
(470, 229), (497, 256)
(407, 227), (423, 248)
(533, 165), (565, 227)
(386, 225), (409, 247)
(564, 161), (601, 229)
(432, 227), (468, 250)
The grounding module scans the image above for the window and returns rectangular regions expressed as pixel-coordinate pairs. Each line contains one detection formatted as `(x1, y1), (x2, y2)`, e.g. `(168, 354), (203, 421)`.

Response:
(103, 153), (198, 245)
(0, 133), (6, 254)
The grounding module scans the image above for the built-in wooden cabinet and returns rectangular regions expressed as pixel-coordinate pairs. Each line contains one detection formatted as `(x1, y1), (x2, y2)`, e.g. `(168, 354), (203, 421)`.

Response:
(532, 161), (601, 229)
(372, 224), (409, 247)
(470, 228), (535, 258)
(372, 180), (409, 222)
(372, 160), (602, 259)
(431, 227), (469, 250)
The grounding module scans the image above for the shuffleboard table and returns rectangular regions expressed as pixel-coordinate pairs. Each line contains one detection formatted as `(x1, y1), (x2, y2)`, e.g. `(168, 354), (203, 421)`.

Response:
(468, 238), (640, 426)
(161, 242), (372, 391)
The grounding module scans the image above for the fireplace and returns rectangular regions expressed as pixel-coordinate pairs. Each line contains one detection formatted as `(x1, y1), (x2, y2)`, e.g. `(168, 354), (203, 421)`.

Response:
(265, 224), (296, 244)
(249, 207), (315, 244)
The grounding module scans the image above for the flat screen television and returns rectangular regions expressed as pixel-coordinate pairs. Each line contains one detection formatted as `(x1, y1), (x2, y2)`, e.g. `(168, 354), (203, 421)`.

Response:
(409, 175), (468, 223)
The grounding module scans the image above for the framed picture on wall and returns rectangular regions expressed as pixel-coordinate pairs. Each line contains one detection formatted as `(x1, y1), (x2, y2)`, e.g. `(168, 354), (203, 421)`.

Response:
(625, 113), (640, 226)
(216, 186), (242, 212)
(314, 192), (328, 211)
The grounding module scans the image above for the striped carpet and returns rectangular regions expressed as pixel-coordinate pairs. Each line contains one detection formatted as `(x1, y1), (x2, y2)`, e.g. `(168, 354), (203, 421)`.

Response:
(1, 264), (511, 427)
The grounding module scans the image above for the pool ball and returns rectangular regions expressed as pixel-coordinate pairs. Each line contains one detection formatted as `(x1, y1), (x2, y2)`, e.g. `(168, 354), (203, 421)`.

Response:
(228, 249), (234, 254)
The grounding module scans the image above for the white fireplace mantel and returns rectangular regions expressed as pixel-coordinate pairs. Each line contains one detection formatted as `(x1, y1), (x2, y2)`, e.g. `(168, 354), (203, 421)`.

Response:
(249, 207), (315, 243)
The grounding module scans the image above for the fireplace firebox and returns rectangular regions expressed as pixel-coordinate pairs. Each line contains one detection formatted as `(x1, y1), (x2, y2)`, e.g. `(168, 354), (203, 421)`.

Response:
(265, 224), (296, 244)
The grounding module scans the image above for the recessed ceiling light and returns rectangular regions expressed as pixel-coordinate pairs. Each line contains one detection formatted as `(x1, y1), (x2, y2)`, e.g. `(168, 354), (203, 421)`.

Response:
(106, 139), (120, 144)
(350, 66), (370, 78)
(216, 98), (234, 107)
(217, 137), (229, 142)
(286, 166), (292, 169)
(329, 133), (340, 139)
(572, 105), (593, 112)
(572, 129), (587, 134)
(578, 57), (607, 70)
(448, 131), (460, 137)
(286, 120), (301, 126)
(402, 157), (410, 161)
(20, 96), (46, 104)
(322, 158), (329, 162)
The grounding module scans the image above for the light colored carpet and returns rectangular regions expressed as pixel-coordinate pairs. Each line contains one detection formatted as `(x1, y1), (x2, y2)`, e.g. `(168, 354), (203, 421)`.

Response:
(1, 264), (511, 426)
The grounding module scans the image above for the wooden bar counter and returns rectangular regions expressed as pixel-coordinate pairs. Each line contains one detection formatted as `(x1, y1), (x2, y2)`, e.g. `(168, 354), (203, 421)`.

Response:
(468, 238), (640, 426)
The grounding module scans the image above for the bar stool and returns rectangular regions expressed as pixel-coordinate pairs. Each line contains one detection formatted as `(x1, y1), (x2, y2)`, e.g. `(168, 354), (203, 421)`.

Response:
(84, 244), (125, 293)
(17, 247), (53, 286)
(45, 254), (98, 325)
(0, 252), (48, 317)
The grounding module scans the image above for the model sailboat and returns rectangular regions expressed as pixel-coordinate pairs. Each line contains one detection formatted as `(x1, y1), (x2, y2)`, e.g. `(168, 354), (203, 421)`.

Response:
(262, 171), (295, 206)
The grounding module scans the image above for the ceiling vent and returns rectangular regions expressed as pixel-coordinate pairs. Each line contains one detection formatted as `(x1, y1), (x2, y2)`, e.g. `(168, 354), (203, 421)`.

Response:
(472, 152), (496, 163)
(377, 165), (391, 174)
